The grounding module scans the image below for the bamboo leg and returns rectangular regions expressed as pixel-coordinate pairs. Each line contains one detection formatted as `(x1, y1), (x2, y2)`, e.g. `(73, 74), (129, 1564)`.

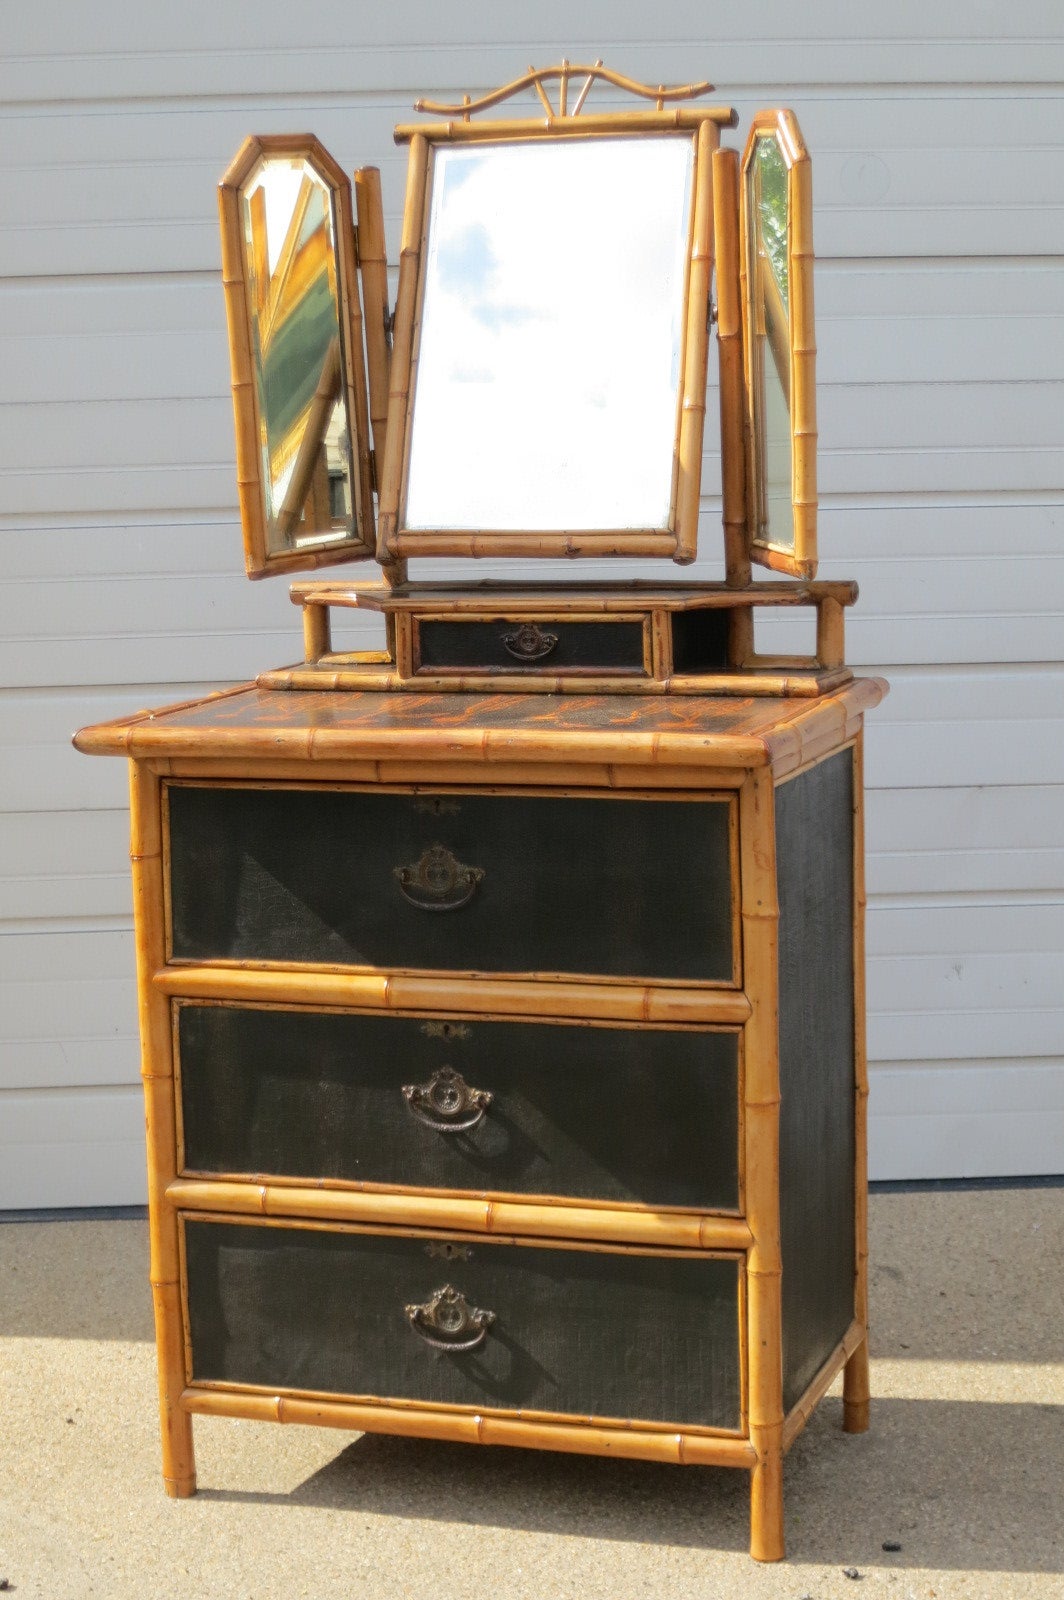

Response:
(130, 762), (196, 1497)
(740, 767), (785, 1560)
(844, 729), (871, 1433)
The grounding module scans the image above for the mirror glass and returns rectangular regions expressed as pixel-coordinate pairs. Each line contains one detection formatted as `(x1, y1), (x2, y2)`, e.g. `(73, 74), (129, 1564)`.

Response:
(748, 134), (795, 551)
(403, 136), (695, 532)
(241, 156), (357, 555)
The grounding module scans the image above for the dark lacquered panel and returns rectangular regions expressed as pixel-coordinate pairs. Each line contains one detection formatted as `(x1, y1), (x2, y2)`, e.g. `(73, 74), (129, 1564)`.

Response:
(184, 1219), (743, 1430)
(670, 610), (730, 673)
(416, 619), (647, 673)
(177, 1003), (740, 1209)
(776, 750), (856, 1412)
(167, 786), (735, 982)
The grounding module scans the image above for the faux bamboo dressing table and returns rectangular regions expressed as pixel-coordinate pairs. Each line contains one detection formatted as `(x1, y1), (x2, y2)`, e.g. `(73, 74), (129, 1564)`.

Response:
(76, 64), (886, 1562)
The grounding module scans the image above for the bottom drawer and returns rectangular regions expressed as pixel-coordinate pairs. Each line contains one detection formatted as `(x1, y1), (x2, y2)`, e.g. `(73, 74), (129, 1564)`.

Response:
(183, 1217), (744, 1433)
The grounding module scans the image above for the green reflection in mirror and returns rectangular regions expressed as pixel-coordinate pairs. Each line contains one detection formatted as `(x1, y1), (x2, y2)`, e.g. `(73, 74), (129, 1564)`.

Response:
(749, 134), (794, 552)
(242, 157), (355, 554)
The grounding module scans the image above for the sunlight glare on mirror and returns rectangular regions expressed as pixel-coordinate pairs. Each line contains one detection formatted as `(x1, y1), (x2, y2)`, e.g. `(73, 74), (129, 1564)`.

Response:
(403, 136), (695, 533)
(242, 156), (355, 553)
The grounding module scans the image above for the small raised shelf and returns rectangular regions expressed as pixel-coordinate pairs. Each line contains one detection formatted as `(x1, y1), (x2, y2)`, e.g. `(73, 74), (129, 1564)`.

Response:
(260, 579), (859, 698)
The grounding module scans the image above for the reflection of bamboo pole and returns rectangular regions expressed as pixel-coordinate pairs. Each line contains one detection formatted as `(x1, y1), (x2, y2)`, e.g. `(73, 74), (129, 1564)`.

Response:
(712, 148), (751, 594)
(275, 337), (342, 537)
(760, 258), (790, 409)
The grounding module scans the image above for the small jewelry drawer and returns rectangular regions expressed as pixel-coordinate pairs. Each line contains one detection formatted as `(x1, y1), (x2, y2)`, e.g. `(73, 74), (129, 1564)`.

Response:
(165, 783), (738, 984)
(174, 1001), (741, 1212)
(182, 1215), (744, 1433)
(412, 615), (651, 676)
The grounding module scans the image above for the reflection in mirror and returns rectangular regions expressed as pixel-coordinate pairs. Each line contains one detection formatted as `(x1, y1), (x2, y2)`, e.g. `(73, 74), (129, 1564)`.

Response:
(241, 156), (356, 556)
(741, 109), (817, 578)
(749, 134), (795, 553)
(403, 136), (695, 533)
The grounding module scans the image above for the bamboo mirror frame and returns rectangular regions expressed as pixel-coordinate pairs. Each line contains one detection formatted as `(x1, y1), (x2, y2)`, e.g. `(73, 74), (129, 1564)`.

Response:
(377, 73), (730, 566)
(740, 110), (818, 579)
(219, 135), (377, 579)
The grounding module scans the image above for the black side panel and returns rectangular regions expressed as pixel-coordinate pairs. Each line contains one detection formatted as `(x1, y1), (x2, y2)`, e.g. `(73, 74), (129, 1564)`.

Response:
(178, 1005), (740, 1210)
(417, 620), (646, 672)
(776, 750), (855, 1412)
(670, 610), (730, 673)
(167, 787), (734, 982)
(184, 1220), (742, 1430)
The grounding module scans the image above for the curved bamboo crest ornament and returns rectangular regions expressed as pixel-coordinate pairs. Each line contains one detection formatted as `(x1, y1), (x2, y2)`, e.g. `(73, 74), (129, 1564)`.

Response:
(739, 110), (818, 580)
(411, 59), (716, 120)
(218, 134), (377, 578)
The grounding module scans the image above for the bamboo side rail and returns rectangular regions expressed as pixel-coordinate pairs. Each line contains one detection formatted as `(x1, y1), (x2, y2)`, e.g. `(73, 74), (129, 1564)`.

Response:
(181, 1387), (757, 1468)
(739, 767), (785, 1561)
(154, 965), (752, 1027)
(130, 763), (196, 1497)
(844, 731), (872, 1433)
(781, 1318), (865, 1451)
(789, 151), (817, 577)
(353, 165), (391, 470)
(674, 118), (718, 563)
(150, 757), (753, 792)
(377, 133), (428, 559)
(713, 148), (752, 597)
(166, 1178), (753, 1253)
(394, 109), (738, 144)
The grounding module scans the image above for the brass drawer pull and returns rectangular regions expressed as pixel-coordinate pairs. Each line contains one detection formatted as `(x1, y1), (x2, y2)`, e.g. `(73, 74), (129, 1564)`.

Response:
(406, 1284), (495, 1352)
(502, 622), (558, 661)
(394, 843), (484, 910)
(403, 1067), (493, 1133)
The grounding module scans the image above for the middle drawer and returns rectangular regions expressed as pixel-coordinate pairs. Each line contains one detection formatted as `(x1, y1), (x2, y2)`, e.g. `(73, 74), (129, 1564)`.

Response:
(175, 1002), (741, 1213)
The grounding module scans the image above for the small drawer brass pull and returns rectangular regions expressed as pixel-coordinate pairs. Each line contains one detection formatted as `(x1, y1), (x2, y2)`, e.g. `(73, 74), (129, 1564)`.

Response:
(502, 622), (558, 661)
(403, 1067), (493, 1133)
(394, 843), (484, 910)
(406, 1284), (495, 1352)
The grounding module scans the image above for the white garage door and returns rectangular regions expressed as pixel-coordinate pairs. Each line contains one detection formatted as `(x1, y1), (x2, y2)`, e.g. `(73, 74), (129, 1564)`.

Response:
(2, 2), (1062, 1204)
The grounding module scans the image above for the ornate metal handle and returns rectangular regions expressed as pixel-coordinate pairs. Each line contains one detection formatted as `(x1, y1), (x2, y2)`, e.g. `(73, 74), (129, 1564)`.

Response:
(406, 1284), (495, 1352)
(502, 622), (558, 661)
(403, 1067), (493, 1133)
(394, 844), (484, 911)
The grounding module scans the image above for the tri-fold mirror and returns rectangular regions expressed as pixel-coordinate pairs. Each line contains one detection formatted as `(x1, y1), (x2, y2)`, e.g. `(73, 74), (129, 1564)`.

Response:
(740, 110), (818, 578)
(218, 84), (818, 582)
(218, 135), (376, 577)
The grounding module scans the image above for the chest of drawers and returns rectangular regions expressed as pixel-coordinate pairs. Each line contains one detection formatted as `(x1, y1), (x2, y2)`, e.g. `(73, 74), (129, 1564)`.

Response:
(75, 677), (885, 1561)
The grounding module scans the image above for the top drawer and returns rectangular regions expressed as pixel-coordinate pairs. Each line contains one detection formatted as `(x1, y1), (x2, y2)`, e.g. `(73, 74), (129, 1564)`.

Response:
(165, 784), (737, 984)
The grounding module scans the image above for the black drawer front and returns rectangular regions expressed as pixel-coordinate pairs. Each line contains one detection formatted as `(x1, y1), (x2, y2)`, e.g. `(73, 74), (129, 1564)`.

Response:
(177, 1004), (740, 1210)
(184, 1219), (742, 1430)
(416, 619), (646, 674)
(167, 787), (735, 982)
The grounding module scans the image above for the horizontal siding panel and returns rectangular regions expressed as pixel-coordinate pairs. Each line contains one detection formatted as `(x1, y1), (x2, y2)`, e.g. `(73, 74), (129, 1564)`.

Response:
(6, 280), (1061, 406)
(3, 89), (1063, 276)
(1, 930), (138, 1090)
(3, 27), (1063, 107)
(0, 810), (131, 920)
(868, 1061), (1064, 1180)
(866, 786), (1064, 895)
(0, 1087), (145, 1208)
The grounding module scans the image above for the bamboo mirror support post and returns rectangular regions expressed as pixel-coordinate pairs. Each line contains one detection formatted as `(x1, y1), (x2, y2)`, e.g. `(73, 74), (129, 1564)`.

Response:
(740, 110), (818, 580)
(219, 134), (377, 578)
(375, 65), (737, 566)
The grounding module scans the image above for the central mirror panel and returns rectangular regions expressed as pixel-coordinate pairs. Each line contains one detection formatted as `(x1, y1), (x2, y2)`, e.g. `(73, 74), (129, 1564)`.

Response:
(398, 134), (698, 549)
